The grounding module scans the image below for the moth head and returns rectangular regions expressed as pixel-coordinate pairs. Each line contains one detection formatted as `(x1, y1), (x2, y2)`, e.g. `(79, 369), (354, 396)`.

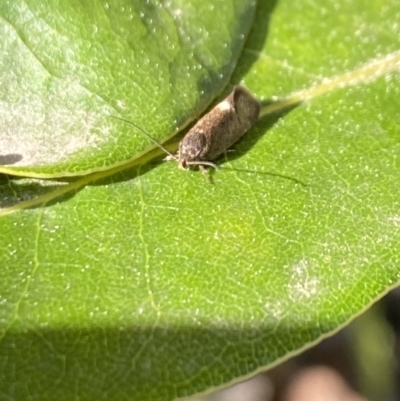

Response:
(178, 130), (208, 169)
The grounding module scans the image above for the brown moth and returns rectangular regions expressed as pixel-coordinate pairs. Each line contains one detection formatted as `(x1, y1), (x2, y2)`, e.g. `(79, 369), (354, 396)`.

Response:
(112, 86), (260, 170)
(176, 86), (260, 169)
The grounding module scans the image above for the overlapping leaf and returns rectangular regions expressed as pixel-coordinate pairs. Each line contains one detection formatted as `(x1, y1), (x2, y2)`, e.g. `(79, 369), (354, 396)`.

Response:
(0, 0), (256, 176)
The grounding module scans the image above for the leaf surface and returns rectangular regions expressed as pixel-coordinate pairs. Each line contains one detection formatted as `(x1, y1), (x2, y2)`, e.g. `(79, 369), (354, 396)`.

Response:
(1, 0), (400, 400)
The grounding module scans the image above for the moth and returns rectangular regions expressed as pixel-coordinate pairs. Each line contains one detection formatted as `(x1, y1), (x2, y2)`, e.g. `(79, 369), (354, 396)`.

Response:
(113, 86), (260, 170)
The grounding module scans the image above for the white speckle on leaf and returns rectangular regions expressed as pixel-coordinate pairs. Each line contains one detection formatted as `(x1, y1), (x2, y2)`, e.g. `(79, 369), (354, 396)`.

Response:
(0, 78), (111, 167)
(287, 259), (319, 302)
(388, 215), (400, 227)
(172, 8), (182, 18)
(264, 299), (284, 320)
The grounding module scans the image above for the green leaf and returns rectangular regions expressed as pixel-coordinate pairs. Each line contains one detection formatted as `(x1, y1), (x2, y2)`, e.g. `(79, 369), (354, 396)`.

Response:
(1, 0), (400, 400)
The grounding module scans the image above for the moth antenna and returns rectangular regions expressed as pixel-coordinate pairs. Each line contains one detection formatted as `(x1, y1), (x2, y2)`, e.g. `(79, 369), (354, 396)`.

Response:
(110, 115), (177, 160)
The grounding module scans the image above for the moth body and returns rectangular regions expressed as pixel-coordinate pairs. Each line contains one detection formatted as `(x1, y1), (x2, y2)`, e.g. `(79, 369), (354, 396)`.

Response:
(111, 86), (260, 172)
(178, 86), (260, 169)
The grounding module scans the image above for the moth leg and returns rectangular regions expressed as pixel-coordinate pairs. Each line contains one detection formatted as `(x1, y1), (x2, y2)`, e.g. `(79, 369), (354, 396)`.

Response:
(203, 161), (219, 170)
(199, 165), (214, 185)
(186, 160), (219, 170)
(199, 165), (207, 174)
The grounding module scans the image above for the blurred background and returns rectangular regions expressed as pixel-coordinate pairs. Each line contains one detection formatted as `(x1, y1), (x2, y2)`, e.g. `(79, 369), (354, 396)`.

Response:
(191, 288), (400, 401)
